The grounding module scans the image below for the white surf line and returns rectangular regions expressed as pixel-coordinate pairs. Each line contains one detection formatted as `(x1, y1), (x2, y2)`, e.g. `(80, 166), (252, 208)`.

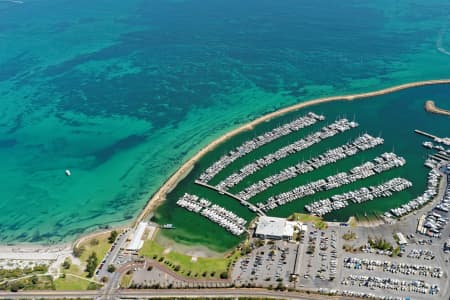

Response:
(0, 0), (24, 4)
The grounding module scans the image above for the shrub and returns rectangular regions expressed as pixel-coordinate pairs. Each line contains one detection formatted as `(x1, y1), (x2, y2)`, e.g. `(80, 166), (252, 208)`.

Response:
(90, 238), (99, 246)
(62, 258), (71, 270)
(107, 264), (116, 273)
(108, 230), (118, 243)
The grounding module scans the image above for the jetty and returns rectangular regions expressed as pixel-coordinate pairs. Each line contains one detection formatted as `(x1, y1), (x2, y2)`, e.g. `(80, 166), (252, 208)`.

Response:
(415, 129), (450, 146)
(195, 180), (266, 216)
(425, 100), (450, 116)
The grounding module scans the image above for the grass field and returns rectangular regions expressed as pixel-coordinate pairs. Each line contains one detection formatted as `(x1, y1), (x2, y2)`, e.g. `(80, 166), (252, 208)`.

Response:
(78, 232), (114, 263)
(288, 213), (321, 223)
(54, 232), (115, 290)
(120, 274), (133, 288)
(54, 274), (91, 290)
(139, 240), (239, 279)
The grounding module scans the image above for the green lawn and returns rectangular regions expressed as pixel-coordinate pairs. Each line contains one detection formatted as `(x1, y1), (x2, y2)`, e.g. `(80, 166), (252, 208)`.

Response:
(120, 274), (132, 288)
(139, 241), (239, 279)
(79, 232), (114, 263)
(288, 213), (321, 223)
(288, 213), (328, 229)
(54, 275), (91, 290)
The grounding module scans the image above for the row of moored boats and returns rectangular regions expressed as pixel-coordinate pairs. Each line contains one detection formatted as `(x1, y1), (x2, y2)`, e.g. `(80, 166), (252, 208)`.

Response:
(259, 152), (406, 212)
(237, 134), (384, 201)
(176, 193), (246, 235)
(216, 118), (359, 190)
(198, 112), (324, 183)
(387, 169), (441, 218)
(305, 177), (413, 217)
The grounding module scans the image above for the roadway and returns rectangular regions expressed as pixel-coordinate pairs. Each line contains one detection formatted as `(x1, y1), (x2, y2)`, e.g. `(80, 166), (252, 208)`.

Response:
(0, 288), (351, 300)
(96, 230), (130, 280)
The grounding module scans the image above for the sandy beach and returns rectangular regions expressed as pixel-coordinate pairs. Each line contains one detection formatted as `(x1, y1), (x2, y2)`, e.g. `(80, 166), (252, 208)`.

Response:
(136, 79), (450, 225)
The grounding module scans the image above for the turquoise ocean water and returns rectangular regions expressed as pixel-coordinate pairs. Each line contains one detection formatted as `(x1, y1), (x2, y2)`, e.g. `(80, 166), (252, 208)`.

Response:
(0, 0), (449, 244)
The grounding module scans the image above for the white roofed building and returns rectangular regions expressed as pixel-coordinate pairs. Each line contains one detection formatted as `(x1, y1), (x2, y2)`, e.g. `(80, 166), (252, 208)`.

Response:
(255, 216), (297, 240)
(396, 232), (408, 245)
(126, 222), (147, 251)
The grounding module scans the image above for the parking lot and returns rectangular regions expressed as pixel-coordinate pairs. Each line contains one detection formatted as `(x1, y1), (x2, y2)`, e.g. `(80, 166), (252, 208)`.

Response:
(232, 240), (298, 287)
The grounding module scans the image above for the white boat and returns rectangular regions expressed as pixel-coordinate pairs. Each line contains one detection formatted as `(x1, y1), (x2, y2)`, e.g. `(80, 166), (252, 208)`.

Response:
(65, 169), (71, 176)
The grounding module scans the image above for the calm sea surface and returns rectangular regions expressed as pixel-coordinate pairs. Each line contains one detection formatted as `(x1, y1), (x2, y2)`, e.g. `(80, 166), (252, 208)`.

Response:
(0, 0), (449, 244)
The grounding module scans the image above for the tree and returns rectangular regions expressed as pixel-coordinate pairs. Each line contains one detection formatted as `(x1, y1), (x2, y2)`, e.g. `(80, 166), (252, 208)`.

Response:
(108, 230), (118, 243)
(30, 275), (39, 285)
(85, 252), (98, 278)
(62, 258), (71, 270)
(107, 264), (116, 273)
(73, 245), (85, 258)
(219, 272), (228, 279)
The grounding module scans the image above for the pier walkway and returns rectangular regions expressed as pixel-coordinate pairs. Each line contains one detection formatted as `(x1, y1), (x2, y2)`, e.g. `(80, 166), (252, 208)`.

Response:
(195, 180), (266, 216)
(415, 129), (438, 140)
(415, 129), (450, 146)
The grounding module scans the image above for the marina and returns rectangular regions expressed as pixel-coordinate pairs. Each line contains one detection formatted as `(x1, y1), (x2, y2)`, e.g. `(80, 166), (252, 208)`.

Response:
(176, 193), (247, 236)
(155, 83), (450, 251)
(305, 178), (413, 217)
(259, 152), (406, 212)
(198, 112), (324, 183)
(237, 134), (384, 201)
(215, 118), (359, 191)
(388, 169), (441, 218)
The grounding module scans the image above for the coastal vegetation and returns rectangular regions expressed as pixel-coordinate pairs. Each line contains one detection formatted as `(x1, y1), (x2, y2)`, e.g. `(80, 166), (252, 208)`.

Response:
(0, 265), (54, 292)
(139, 240), (240, 279)
(0, 265), (48, 281)
(0, 274), (54, 292)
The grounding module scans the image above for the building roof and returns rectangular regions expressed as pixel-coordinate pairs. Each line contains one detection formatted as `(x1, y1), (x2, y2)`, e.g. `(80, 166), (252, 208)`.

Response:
(396, 232), (408, 245)
(127, 222), (147, 251)
(255, 216), (295, 238)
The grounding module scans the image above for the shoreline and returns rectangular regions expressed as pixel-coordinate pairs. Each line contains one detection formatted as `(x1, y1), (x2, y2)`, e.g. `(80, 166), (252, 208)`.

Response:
(135, 79), (450, 225)
(2, 79), (450, 253)
(425, 99), (450, 116)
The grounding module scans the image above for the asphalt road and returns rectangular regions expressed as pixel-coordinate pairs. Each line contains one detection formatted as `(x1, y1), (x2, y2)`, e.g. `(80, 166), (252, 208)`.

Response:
(96, 230), (130, 280)
(0, 288), (350, 300)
